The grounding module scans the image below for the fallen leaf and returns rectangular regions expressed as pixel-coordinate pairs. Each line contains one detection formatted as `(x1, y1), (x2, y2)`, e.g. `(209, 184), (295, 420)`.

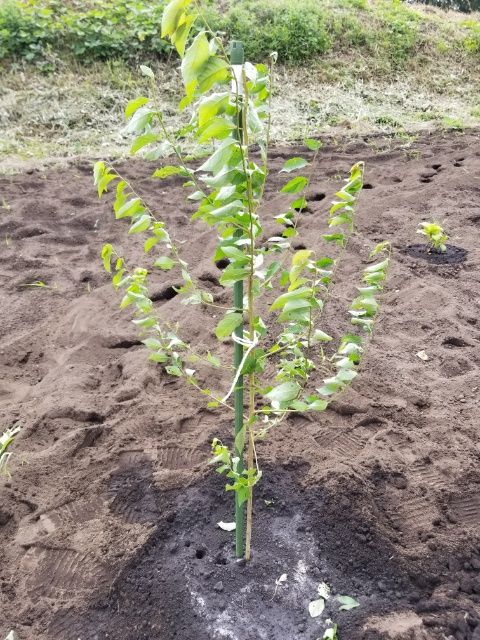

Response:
(337, 594), (360, 610)
(317, 582), (331, 599)
(308, 597), (325, 618)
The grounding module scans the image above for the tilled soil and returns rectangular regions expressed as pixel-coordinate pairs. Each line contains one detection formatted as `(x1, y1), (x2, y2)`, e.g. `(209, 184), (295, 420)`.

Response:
(1, 130), (480, 640)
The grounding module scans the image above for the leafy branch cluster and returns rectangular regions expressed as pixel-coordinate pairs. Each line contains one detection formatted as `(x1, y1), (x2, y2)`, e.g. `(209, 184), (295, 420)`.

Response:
(95, 0), (391, 557)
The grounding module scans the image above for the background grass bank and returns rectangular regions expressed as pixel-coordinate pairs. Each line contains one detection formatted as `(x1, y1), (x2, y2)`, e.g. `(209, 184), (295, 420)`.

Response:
(0, 0), (479, 167)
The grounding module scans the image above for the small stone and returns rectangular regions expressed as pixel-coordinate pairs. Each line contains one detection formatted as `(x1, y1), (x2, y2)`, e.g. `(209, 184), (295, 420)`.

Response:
(213, 580), (224, 593)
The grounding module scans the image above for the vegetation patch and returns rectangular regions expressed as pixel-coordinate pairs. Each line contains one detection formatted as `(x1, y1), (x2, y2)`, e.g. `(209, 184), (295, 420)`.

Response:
(0, 0), (479, 70)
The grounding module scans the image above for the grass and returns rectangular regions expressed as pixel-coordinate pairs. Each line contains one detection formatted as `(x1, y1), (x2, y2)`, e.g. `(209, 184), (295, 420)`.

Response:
(0, 0), (479, 168)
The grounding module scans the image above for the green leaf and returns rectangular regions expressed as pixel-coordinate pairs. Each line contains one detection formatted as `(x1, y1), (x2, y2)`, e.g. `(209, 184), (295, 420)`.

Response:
(197, 117), (234, 142)
(101, 244), (113, 273)
(337, 595), (360, 611)
(219, 266), (250, 287)
(304, 138), (322, 151)
(198, 138), (236, 174)
(369, 241), (390, 257)
(280, 157), (309, 173)
(181, 31), (210, 98)
(144, 236), (160, 253)
(323, 624), (338, 640)
(197, 56), (229, 94)
(161, 0), (187, 38)
(323, 233), (345, 246)
(265, 381), (300, 405)
(270, 286), (311, 311)
(117, 198), (142, 219)
(308, 399), (329, 411)
(198, 92), (230, 127)
(154, 256), (175, 270)
(281, 176), (308, 194)
(143, 338), (163, 350)
(128, 214), (151, 234)
(241, 348), (265, 375)
(97, 173), (115, 196)
(125, 96), (149, 120)
(364, 259), (389, 273)
(172, 13), (196, 57)
(215, 312), (243, 340)
(140, 65), (154, 79)
(130, 133), (158, 154)
(148, 352), (168, 363)
(166, 365), (183, 376)
(312, 330), (332, 343)
(152, 166), (184, 179)
(93, 160), (105, 185)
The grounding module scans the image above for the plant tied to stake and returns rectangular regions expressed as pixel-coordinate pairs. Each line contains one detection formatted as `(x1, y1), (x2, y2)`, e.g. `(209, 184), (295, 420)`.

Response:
(94, 0), (392, 560)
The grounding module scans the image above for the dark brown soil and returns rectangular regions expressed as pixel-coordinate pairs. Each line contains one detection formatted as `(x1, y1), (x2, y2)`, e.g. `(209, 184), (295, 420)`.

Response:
(405, 244), (468, 265)
(1, 129), (480, 640)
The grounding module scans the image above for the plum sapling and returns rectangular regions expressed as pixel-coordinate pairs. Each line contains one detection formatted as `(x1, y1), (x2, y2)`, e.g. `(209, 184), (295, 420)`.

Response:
(417, 221), (448, 253)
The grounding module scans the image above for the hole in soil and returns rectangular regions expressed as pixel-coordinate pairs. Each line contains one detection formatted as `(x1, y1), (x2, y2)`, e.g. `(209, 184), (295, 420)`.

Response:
(108, 339), (143, 350)
(0, 509), (12, 526)
(442, 336), (469, 348)
(310, 192), (326, 202)
(404, 244), (467, 265)
(215, 258), (229, 270)
(16, 227), (48, 239)
(469, 215), (480, 224)
(195, 548), (206, 560)
(453, 161), (463, 167)
(83, 412), (105, 425)
(199, 272), (220, 286)
(293, 243), (306, 250)
(420, 177), (432, 184)
(363, 183), (374, 189)
(151, 285), (180, 302)
(391, 176), (403, 183)
(431, 164), (442, 170)
(293, 202), (313, 214)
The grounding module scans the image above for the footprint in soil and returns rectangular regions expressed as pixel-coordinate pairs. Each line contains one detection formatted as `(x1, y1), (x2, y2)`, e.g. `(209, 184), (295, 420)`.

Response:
(15, 496), (104, 547)
(22, 546), (109, 599)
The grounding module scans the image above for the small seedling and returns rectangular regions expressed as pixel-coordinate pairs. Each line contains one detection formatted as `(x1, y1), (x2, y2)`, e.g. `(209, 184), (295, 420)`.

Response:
(0, 426), (20, 477)
(20, 280), (57, 290)
(322, 624), (338, 640)
(417, 221), (448, 253)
